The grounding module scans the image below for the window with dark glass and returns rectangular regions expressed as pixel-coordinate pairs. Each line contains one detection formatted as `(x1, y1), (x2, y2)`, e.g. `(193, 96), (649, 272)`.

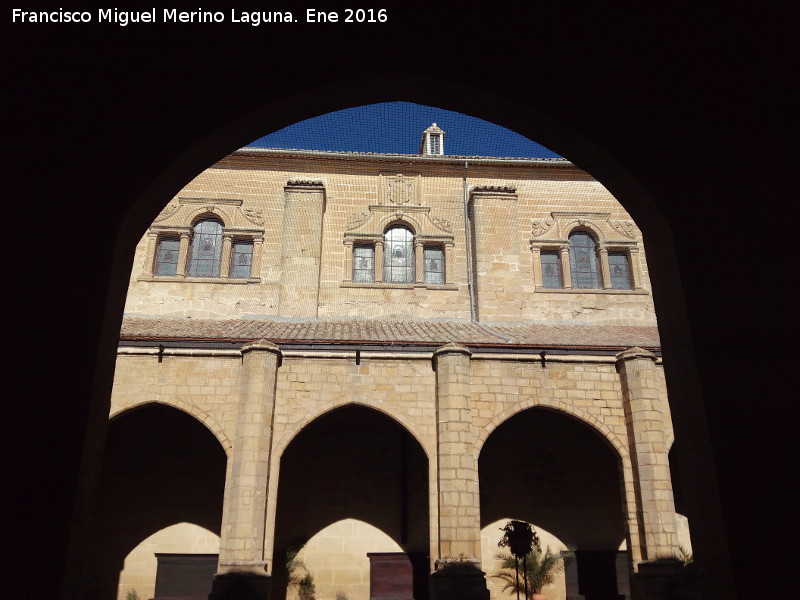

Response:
(608, 251), (633, 289)
(430, 134), (441, 155)
(187, 219), (223, 278)
(383, 226), (414, 283)
(540, 250), (563, 288)
(424, 246), (445, 284)
(352, 244), (375, 283)
(154, 236), (180, 276)
(569, 231), (601, 289)
(230, 240), (253, 279)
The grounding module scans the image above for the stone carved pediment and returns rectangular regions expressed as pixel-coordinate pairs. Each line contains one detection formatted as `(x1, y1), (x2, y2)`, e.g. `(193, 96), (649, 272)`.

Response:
(531, 211), (640, 245)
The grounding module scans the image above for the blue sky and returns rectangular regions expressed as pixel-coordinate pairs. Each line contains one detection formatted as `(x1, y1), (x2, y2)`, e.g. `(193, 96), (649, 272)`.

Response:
(247, 102), (561, 159)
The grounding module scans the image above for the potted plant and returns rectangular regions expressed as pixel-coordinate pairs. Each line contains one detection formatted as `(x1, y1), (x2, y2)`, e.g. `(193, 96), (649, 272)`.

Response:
(491, 545), (574, 600)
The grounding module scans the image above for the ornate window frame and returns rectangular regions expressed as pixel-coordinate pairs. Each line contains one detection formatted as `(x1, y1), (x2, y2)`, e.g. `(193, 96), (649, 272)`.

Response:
(530, 212), (647, 294)
(341, 204), (456, 290)
(139, 200), (264, 284)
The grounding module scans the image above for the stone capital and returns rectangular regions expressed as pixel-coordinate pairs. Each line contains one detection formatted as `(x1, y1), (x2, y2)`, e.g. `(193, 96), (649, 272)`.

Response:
(241, 339), (282, 355)
(433, 343), (472, 359)
(615, 346), (657, 363)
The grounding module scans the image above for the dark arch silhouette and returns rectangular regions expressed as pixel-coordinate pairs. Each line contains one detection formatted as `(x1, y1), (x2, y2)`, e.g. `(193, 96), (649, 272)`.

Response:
(479, 407), (626, 550)
(271, 404), (429, 600)
(85, 404), (227, 600)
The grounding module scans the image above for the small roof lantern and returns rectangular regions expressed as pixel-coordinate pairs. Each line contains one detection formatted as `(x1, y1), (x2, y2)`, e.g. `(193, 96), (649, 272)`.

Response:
(420, 123), (445, 156)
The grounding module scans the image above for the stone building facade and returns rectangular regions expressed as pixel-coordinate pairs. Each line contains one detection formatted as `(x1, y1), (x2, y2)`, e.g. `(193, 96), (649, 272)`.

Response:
(92, 131), (688, 600)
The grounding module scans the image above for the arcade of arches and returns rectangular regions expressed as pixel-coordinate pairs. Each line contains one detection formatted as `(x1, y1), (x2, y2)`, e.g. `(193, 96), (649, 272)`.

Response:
(90, 139), (691, 600)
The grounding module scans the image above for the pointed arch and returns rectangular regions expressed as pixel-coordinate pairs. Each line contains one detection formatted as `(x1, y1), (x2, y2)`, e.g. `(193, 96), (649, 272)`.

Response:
(273, 399), (431, 461)
(110, 399), (232, 457)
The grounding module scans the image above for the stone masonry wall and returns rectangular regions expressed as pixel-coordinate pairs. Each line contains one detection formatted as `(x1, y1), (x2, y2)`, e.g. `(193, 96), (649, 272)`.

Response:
(124, 154), (655, 326)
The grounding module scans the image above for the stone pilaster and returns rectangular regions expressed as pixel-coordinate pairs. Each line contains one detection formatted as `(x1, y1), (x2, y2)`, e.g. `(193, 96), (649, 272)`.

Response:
(599, 246), (613, 289)
(469, 187), (520, 320)
(278, 181), (325, 317)
(432, 343), (488, 600)
(212, 340), (281, 600)
(220, 234), (233, 278)
(374, 240), (384, 282)
(415, 239), (425, 284)
(176, 232), (190, 277)
(616, 347), (679, 564)
(559, 245), (572, 288)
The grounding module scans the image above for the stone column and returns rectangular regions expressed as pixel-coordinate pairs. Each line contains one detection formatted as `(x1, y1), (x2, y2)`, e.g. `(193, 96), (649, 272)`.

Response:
(374, 240), (385, 283)
(251, 236), (264, 279)
(616, 347), (679, 565)
(559, 245), (572, 289)
(530, 245), (543, 287)
(431, 343), (489, 600)
(599, 246), (613, 289)
(211, 340), (282, 600)
(176, 231), (190, 277)
(143, 231), (158, 277)
(444, 242), (454, 285)
(415, 239), (425, 284)
(220, 234), (233, 278)
(629, 247), (643, 290)
(278, 181), (325, 317)
(343, 239), (354, 282)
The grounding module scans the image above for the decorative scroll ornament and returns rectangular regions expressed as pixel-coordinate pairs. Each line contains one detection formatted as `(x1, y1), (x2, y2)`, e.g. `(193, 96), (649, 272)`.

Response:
(472, 185), (517, 194)
(346, 211), (370, 231)
(387, 174), (414, 205)
(153, 201), (181, 223)
(241, 207), (264, 226)
(429, 215), (453, 233)
(609, 219), (636, 239)
(204, 204), (217, 213)
(287, 179), (324, 187)
(531, 217), (555, 237)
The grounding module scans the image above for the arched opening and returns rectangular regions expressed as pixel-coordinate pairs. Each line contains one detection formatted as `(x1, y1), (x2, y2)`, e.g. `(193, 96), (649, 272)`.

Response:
(271, 405), (430, 600)
(85, 404), (227, 600)
(383, 224), (415, 284)
(479, 407), (627, 600)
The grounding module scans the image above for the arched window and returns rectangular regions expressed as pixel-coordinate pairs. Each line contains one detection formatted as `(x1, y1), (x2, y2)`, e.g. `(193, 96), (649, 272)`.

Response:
(569, 231), (601, 289)
(383, 226), (414, 283)
(187, 218), (223, 277)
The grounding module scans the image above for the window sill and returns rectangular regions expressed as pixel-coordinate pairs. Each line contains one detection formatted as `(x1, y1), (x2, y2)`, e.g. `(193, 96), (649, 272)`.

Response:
(340, 281), (459, 291)
(535, 286), (648, 295)
(139, 276), (261, 284)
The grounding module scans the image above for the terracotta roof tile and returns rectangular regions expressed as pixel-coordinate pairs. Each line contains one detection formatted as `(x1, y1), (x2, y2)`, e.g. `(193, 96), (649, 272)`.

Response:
(120, 317), (660, 349)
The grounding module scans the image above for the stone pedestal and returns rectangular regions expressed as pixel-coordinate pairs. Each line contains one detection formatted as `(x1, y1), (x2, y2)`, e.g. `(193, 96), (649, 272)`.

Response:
(632, 558), (684, 600)
(208, 572), (271, 600)
(430, 559), (489, 600)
